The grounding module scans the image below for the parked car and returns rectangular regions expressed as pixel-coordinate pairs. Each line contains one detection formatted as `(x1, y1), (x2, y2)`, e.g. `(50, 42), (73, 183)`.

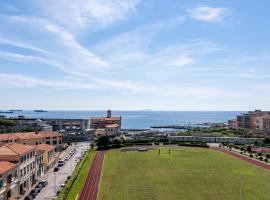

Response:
(39, 180), (48, 187)
(54, 167), (59, 172)
(58, 160), (65, 167)
(35, 184), (43, 192)
(24, 196), (33, 200)
(29, 190), (38, 198)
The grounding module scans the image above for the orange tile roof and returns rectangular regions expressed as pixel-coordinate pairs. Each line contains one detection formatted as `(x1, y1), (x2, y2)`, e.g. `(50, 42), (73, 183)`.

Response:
(0, 143), (36, 155)
(14, 131), (60, 140)
(91, 117), (121, 121)
(36, 149), (45, 155)
(0, 161), (18, 174)
(105, 124), (120, 128)
(36, 144), (55, 152)
(0, 134), (18, 141)
(0, 131), (61, 142)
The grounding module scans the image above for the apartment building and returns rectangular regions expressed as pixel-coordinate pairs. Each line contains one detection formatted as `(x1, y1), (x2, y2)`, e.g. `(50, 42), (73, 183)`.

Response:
(228, 110), (270, 130)
(228, 118), (238, 129)
(0, 144), (36, 197)
(0, 131), (63, 151)
(90, 110), (121, 137)
(35, 149), (45, 180)
(36, 144), (57, 172)
(255, 115), (270, 134)
(168, 135), (263, 144)
(0, 161), (19, 200)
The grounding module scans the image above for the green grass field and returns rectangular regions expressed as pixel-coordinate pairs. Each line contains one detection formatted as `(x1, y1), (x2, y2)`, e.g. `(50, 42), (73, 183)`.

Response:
(66, 150), (95, 200)
(99, 147), (270, 200)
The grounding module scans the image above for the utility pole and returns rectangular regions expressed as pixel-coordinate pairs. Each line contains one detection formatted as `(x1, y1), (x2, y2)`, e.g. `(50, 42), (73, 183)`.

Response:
(54, 172), (56, 196)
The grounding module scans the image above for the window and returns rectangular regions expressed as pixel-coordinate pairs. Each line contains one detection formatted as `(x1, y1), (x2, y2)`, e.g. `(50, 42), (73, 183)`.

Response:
(7, 174), (12, 184)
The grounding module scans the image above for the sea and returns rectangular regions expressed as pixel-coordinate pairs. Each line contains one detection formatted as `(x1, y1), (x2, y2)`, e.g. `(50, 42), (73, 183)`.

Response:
(1, 110), (242, 129)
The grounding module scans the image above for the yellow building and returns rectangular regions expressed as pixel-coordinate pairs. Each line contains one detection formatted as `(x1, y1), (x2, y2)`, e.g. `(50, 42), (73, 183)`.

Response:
(0, 161), (19, 200)
(36, 144), (57, 172)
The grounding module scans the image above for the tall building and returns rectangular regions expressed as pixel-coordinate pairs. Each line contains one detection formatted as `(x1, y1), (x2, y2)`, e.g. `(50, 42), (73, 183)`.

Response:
(229, 110), (270, 130)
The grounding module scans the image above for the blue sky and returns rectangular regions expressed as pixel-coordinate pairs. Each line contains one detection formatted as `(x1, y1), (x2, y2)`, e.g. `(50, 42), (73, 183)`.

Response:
(0, 0), (270, 111)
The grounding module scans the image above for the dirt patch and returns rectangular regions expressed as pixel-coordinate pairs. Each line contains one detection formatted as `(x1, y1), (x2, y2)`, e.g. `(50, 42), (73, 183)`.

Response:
(120, 146), (154, 152)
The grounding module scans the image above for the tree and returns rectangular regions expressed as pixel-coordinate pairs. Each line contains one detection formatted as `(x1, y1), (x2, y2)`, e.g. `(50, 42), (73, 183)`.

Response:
(97, 136), (110, 147)
(112, 138), (121, 147)
(264, 137), (270, 144)
(247, 146), (252, 152)
(0, 119), (16, 133)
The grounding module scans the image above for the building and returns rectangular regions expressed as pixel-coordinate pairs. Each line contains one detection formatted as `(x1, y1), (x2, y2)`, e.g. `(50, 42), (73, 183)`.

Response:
(0, 117), (89, 134)
(0, 144), (37, 197)
(36, 144), (57, 172)
(228, 119), (238, 129)
(228, 110), (270, 130)
(0, 131), (63, 151)
(90, 110), (121, 137)
(168, 135), (263, 145)
(0, 117), (52, 133)
(35, 149), (45, 180)
(0, 161), (19, 200)
(44, 119), (89, 133)
(236, 114), (250, 129)
(255, 115), (270, 134)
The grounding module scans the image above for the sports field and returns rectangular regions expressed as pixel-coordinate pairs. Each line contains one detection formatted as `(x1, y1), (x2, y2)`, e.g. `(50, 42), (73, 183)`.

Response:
(98, 147), (270, 200)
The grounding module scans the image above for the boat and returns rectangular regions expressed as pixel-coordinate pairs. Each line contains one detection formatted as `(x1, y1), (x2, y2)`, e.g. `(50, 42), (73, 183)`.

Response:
(0, 111), (13, 113)
(8, 109), (22, 112)
(34, 110), (48, 112)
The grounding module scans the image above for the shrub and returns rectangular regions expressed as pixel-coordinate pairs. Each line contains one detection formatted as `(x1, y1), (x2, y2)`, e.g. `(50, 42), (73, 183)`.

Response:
(266, 154), (270, 159)
(249, 154), (253, 158)
(259, 157), (263, 161)
(240, 152), (243, 154)
(247, 146), (252, 152)
(265, 158), (268, 163)
(258, 152), (263, 156)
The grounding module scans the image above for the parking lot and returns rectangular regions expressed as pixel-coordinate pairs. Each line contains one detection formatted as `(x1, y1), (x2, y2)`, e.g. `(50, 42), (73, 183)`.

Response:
(31, 142), (90, 200)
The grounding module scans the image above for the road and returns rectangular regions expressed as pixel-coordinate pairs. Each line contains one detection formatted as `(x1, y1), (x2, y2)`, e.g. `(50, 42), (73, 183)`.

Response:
(78, 151), (105, 200)
(35, 142), (90, 200)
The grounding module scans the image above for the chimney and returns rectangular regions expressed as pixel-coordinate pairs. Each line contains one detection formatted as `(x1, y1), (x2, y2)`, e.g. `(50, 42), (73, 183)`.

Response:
(107, 110), (112, 118)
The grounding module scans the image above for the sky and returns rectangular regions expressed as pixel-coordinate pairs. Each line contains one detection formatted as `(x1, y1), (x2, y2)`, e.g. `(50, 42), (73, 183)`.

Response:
(0, 0), (270, 111)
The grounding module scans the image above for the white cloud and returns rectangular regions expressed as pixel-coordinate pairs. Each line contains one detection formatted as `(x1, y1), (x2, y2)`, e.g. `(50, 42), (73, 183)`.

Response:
(34, 0), (141, 31)
(188, 6), (230, 23)
(0, 73), (140, 91)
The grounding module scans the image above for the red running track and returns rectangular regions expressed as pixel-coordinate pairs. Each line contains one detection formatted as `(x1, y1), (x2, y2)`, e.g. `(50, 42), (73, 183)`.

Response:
(211, 147), (270, 170)
(79, 151), (105, 200)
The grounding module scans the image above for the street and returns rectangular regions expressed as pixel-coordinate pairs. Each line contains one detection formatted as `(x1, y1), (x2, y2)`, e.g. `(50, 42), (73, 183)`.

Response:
(34, 142), (90, 200)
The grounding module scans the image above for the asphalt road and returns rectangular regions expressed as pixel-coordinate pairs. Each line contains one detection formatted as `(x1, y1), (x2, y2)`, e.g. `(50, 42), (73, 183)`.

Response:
(35, 142), (90, 200)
